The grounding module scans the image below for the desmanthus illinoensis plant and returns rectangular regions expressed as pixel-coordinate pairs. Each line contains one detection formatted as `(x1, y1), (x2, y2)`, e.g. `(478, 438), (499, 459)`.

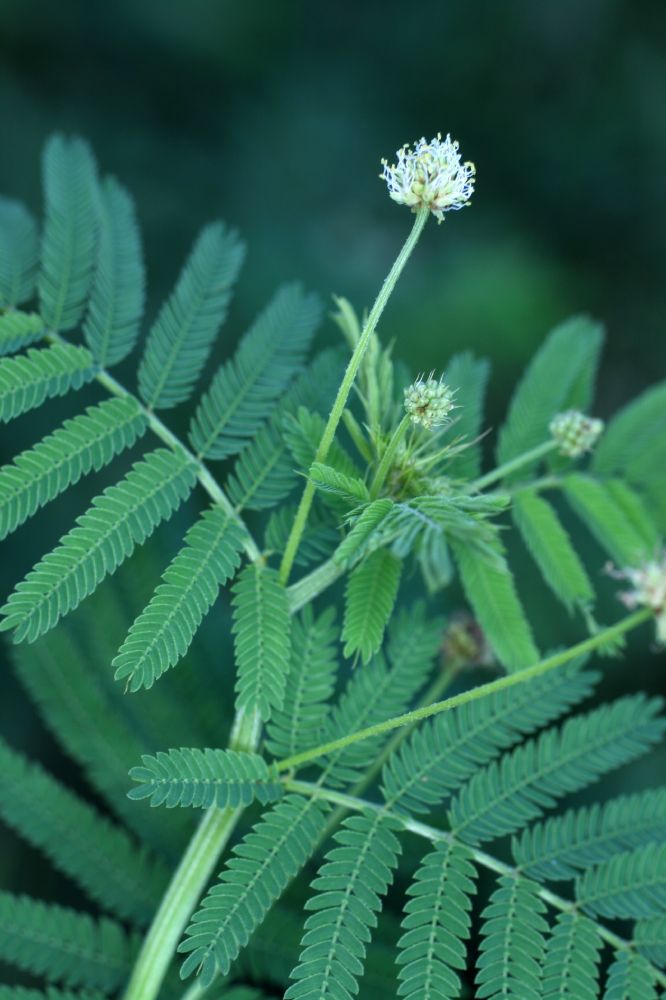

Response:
(0, 131), (664, 1000)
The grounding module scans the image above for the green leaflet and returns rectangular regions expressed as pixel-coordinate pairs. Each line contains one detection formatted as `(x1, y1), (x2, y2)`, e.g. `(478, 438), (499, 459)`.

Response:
(334, 498), (393, 564)
(513, 489), (594, 613)
(562, 473), (651, 566)
(309, 461), (370, 506)
(0, 892), (134, 991)
(264, 502), (339, 569)
(542, 912), (601, 1000)
(189, 284), (321, 459)
(605, 479), (661, 553)
(179, 795), (328, 986)
(633, 915), (666, 968)
(286, 810), (402, 1000)
(138, 221), (245, 409)
(0, 737), (169, 925)
(576, 842), (666, 919)
(0, 447), (196, 642)
(396, 841), (476, 1000)
(83, 176), (145, 367)
(114, 506), (246, 691)
(444, 351), (490, 480)
(265, 605), (339, 760)
(0, 396), (147, 541)
(232, 562), (291, 721)
(451, 537), (539, 673)
(0, 343), (95, 423)
(0, 197), (39, 308)
(476, 875), (547, 1000)
(0, 311), (44, 356)
(39, 135), (100, 332)
(449, 695), (665, 846)
(513, 788), (666, 881)
(342, 548), (401, 663)
(497, 315), (604, 477)
(128, 748), (283, 808)
(593, 381), (666, 482)
(604, 951), (658, 1000)
(0, 988), (107, 1000)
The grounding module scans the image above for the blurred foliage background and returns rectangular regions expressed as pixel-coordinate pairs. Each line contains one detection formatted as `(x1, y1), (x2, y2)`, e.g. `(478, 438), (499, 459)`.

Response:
(0, 0), (665, 987)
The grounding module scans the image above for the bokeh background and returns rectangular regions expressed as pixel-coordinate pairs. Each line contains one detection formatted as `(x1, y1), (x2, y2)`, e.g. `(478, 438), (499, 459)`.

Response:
(0, 0), (665, 990)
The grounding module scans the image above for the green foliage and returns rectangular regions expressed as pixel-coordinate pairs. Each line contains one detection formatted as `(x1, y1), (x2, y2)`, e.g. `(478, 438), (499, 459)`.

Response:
(542, 912), (601, 1000)
(563, 473), (652, 566)
(0, 198), (39, 308)
(83, 177), (145, 367)
(138, 222), (244, 409)
(0, 311), (44, 356)
(604, 951), (658, 1000)
(114, 506), (246, 690)
(189, 284), (320, 459)
(0, 989), (106, 1000)
(0, 344), (94, 424)
(232, 562), (291, 721)
(179, 795), (328, 985)
(0, 397), (147, 541)
(396, 841), (476, 1000)
(476, 875), (547, 1000)
(443, 351), (489, 480)
(0, 893), (133, 991)
(38, 135), (100, 332)
(0, 448), (196, 642)
(309, 461), (370, 506)
(633, 915), (666, 967)
(342, 548), (401, 663)
(576, 843), (666, 919)
(265, 502), (338, 568)
(128, 748), (283, 808)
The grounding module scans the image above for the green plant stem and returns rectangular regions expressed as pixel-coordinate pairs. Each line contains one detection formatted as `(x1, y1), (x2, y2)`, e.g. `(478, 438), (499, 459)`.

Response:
(285, 779), (666, 990)
(368, 413), (411, 498)
(287, 555), (346, 612)
(469, 439), (557, 492)
(276, 609), (651, 773)
(278, 207), (430, 585)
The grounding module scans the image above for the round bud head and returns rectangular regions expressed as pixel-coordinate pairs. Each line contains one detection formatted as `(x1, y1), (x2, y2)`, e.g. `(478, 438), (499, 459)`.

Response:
(610, 549), (666, 646)
(404, 376), (456, 430)
(549, 410), (604, 458)
(380, 133), (475, 223)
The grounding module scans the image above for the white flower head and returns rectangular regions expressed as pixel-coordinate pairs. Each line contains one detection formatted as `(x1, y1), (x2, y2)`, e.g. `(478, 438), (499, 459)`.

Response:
(404, 375), (456, 429)
(549, 410), (604, 458)
(381, 133), (476, 223)
(609, 550), (666, 646)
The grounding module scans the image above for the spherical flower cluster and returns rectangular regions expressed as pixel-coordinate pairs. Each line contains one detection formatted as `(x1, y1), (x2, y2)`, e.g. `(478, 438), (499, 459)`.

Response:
(404, 375), (455, 430)
(610, 550), (666, 645)
(380, 133), (476, 223)
(549, 410), (604, 458)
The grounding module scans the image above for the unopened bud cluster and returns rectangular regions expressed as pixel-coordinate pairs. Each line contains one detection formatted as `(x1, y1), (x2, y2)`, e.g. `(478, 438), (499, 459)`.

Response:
(404, 376), (455, 430)
(381, 133), (475, 223)
(612, 551), (666, 645)
(549, 410), (604, 458)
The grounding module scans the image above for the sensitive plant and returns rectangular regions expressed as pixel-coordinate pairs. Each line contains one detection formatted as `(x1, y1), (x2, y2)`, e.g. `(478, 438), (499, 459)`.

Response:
(0, 132), (664, 1000)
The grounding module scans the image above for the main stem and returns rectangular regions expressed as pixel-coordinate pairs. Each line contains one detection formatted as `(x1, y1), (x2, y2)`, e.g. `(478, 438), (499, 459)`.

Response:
(278, 207), (429, 584)
(276, 609), (651, 772)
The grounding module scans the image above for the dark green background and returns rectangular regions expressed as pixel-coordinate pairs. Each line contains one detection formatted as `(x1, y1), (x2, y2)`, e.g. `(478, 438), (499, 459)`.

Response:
(0, 0), (665, 989)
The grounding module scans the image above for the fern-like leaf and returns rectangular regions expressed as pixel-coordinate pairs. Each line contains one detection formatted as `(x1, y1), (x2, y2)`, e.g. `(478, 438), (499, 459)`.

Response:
(265, 606), (339, 759)
(114, 506), (246, 690)
(0, 989), (106, 1000)
(138, 222), (244, 409)
(39, 135), (100, 332)
(576, 842), (666, 919)
(542, 912), (601, 1000)
(449, 695), (665, 846)
(342, 548), (401, 664)
(513, 788), (666, 881)
(0, 344), (95, 424)
(83, 177), (144, 367)
(396, 841), (476, 1000)
(334, 498), (394, 564)
(513, 489), (594, 613)
(189, 284), (321, 459)
(633, 915), (666, 967)
(563, 473), (651, 565)
(476, 875), (547, 1000)
(0, 396), (147, 541)
(594, 381), (666, 483)
(179, 795), (327, 986)
(0, 893), (133, 991)
(444, 351), (489, 480)
(232, 563), (291, 722)
(0, 447), (196, 642)
(0, 737), (169, 925)
(128, 748), (283, 808)
(0, 197), (39, 308)
(604, 951), (658, 1000)
(286, 810), (402, 1000)
(605, 478), (661, 553)
(0, 311), (44, 356)
(451, 538), (539, 672)
(309, 461), (370, 506)
(265, 503), (338, 569)
(497, 316), (603, 476)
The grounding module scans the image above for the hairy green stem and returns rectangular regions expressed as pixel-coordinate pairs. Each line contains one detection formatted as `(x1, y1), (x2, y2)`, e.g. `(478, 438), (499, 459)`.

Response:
(285, 779), (666, 989)
(276, 609), (651, 772)
(469, 439), (556, 492)
(287, 556), (346, 613)
(368, 412), (411, 498)
(278, 207), (429, 585)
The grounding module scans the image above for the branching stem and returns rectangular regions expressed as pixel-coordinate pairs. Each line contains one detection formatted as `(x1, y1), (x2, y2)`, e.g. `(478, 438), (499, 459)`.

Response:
(469, 439), (556, 492)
